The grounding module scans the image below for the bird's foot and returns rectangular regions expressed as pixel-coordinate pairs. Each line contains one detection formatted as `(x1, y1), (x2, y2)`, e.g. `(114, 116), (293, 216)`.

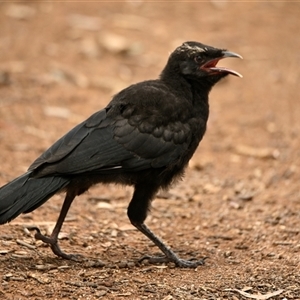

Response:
(27, 226), (83, 261)
(49, 241), (84, 261)
(139, 254), (208, 268)
(133, 222), (208, 268)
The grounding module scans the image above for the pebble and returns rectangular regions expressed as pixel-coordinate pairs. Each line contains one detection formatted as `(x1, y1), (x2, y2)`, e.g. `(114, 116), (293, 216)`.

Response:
(5, 4), (36, 20)
(67, 14), (101, 31)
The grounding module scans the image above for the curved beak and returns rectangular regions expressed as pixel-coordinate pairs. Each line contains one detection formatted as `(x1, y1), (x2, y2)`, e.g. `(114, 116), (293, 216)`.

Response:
(222, 50), (243, 60)
(201, 50), (243, 78)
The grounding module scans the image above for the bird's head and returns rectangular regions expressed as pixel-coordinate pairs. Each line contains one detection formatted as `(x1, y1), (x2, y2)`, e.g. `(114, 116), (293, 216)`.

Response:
(162, 41), (242, 85)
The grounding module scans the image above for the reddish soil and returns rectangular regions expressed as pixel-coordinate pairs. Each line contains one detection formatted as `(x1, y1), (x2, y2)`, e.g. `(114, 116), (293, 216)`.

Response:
(0, 2), (299, 299)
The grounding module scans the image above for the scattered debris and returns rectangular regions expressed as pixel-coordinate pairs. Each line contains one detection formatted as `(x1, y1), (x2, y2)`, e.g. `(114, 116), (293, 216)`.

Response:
(48, 65), (90, 88)
(24, 126), (48, 138)
(0, 71), (10, 86)
(97, 202), (114, 210)
(99, 33), (130, 54)
(111, 14), (148, 30)
(90, 77), (127, 93)
(28, 272), (51, 284)
(235, 145), (280, 159)
(16, 239), (36, 250)
(0, 61), (25, 73)
(79, 37), (101, 59)
(43, 106), (71, 119)
(228, 288), (284, 300)
(234, 180), (263, 201)
(99, 33), (143, 56)
(67, 14), (101, 31)
(5, 4), (36, 20)
(34, 264), (57, 271)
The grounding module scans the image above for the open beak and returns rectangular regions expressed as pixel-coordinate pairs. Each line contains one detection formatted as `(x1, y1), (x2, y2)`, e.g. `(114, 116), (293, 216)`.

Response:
(201, 50), (243, 78)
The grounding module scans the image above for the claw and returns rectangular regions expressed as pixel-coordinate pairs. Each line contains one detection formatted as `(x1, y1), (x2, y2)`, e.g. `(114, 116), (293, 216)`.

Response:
(26, 226), (82, 261)
(139, 254), (208, 268)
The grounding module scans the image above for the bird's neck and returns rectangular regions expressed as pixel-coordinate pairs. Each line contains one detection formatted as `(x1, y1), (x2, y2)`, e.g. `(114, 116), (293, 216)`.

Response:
(160, 70), (210, 119)
(160, 65), (213, 98)
(190, 80), (210, 122)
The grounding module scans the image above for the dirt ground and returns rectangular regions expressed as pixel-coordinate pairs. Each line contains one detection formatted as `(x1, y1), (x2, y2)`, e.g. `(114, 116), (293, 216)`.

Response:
(0, 2), (299, 299)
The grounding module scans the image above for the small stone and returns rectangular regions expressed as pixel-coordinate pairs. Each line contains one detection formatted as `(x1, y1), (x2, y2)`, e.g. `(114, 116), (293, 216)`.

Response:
(67, 14), (101, 31)
(0, 71), (10, 86)
(80, 37), (101, 59)
(5, 4), (36, 20)
(43, 106), (71, 119)
(118, 261), (127, 268)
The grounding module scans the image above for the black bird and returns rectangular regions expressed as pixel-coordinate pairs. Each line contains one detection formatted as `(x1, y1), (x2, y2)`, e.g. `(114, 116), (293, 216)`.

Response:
(0, 41), (242, 268)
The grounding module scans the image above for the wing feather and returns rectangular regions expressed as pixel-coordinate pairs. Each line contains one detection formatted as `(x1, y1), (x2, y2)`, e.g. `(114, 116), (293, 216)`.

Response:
(29, 82), (194, 177)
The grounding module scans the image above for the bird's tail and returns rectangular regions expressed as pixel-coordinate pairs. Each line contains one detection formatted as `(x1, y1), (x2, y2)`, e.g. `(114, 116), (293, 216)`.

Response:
(0, 172), (69, 224)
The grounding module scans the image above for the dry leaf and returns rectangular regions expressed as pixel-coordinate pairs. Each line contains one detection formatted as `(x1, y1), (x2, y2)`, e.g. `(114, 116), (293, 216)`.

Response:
(231, 288), (284, 299)
(43, 106), (71, 119)
(28, 272), (51, 284)
(5, 4), (36, 20)
(235, 145), (279, 159)
(97, 202), (113, 210)
(67, 14), (101, 31)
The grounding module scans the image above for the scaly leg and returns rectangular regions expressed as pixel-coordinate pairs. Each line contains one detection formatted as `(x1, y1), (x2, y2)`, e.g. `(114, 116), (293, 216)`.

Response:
(28, 190), (80, 260)
(128, 184), (207, 268)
